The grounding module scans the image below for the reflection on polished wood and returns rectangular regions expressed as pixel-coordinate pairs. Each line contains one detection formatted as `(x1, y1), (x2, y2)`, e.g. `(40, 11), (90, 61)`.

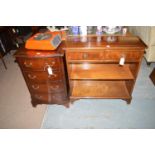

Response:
(71, 80), (130, 99)
(64, 36), (146, 50)
(70, 64), (134, 80)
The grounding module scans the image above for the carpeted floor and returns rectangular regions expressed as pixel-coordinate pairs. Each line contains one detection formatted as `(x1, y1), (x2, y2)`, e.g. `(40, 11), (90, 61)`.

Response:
(42, 59), (155, 129)
(1, 51), (155, 129)
(0, 51), (47, 129)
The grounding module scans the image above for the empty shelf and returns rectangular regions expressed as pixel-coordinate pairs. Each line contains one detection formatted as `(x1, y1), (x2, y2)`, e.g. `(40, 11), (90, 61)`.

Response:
(70, 64), (134, 80)
(71, 80), (130, 99)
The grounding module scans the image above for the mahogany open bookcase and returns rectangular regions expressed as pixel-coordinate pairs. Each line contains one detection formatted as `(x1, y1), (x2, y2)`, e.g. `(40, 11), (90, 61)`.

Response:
(64, 36), (146, 104)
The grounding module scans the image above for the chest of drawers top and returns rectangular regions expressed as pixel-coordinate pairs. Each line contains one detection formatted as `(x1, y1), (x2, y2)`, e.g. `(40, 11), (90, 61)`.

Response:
(14, 43), (65, 58)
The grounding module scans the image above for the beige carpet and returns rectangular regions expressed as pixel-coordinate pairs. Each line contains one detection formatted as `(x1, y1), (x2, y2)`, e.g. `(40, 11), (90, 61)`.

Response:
(0, 51), (47, 129)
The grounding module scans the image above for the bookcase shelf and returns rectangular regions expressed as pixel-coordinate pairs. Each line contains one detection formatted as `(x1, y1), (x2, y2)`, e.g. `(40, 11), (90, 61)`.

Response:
(70, 64), (134, 80)
(71, 80), (130, 99)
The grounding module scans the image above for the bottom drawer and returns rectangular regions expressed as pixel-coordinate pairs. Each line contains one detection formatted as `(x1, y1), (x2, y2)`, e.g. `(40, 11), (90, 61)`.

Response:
(31, 92), (67, 103)
(28, 81), (65, 93)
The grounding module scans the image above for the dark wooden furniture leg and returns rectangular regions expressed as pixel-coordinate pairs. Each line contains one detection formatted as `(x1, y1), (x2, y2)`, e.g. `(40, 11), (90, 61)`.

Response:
(123, 99), (132, 104)
(31, 99), (37, 107)
(70, 99), (78, 104)
(64, 102), (70, 108)
(150, 68), (155, 86)
(0, 53), (7, 69)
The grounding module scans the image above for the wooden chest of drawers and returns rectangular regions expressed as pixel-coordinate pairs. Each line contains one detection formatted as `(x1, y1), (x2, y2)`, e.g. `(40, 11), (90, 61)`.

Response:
(15, 45), (69, 107)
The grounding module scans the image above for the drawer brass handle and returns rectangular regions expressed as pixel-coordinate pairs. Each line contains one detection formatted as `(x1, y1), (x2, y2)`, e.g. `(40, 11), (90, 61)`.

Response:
(50, 85), (59, 90)
(52, 95), (56, 99)
(35, 94), (42, 99)
(83, 53), (88, 59)
(28, 74), (36, 79)
(45, 61), (55, 66)
(51, 61), (56, 65)
(32, 85), (39, 89)
(24, 61), (32, 67)
(49, 74), (57, 77)
(48, 73), (57, 78)
(53, 74), (57, 77)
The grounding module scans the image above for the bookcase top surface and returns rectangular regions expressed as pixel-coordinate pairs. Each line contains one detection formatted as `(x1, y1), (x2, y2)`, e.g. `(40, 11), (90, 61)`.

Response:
(64, 36), (147, 50)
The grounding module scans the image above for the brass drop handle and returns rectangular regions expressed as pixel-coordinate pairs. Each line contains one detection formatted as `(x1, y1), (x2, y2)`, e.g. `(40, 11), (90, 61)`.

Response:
(50, 85), (59, 90)
(52, 74), (57, 77)
(45, 61), (55, 67)
(35, 94), (42, 99)
(32, 85), (39, 89)
(48, 74), (57, 78)
(28, 74), (36, 79)
(24, 61), (32, 67)
(52, 95), (56, 99)
(83, 53), (88, 59)
(51, 61), (55, 65)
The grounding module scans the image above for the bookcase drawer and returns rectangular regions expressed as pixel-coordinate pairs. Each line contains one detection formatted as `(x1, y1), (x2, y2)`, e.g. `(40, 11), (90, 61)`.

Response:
(105, 50), (142, 62)
(67, 51), (104, 61)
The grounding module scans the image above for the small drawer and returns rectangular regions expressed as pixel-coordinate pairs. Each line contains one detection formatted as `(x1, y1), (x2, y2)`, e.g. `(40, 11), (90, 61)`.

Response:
(49, 81), (65, 93)
(24, 70), (62, 83)
(67, 50), (104, 61)
(18, 57), (60, 71)
(50, 92), (67, 101)
(32, 93), (49, 102)
(32, 92), (67, 103)
(105, 50), (142, 62)
(28, 81), (65, 93)
(28, 83), (48, 93)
